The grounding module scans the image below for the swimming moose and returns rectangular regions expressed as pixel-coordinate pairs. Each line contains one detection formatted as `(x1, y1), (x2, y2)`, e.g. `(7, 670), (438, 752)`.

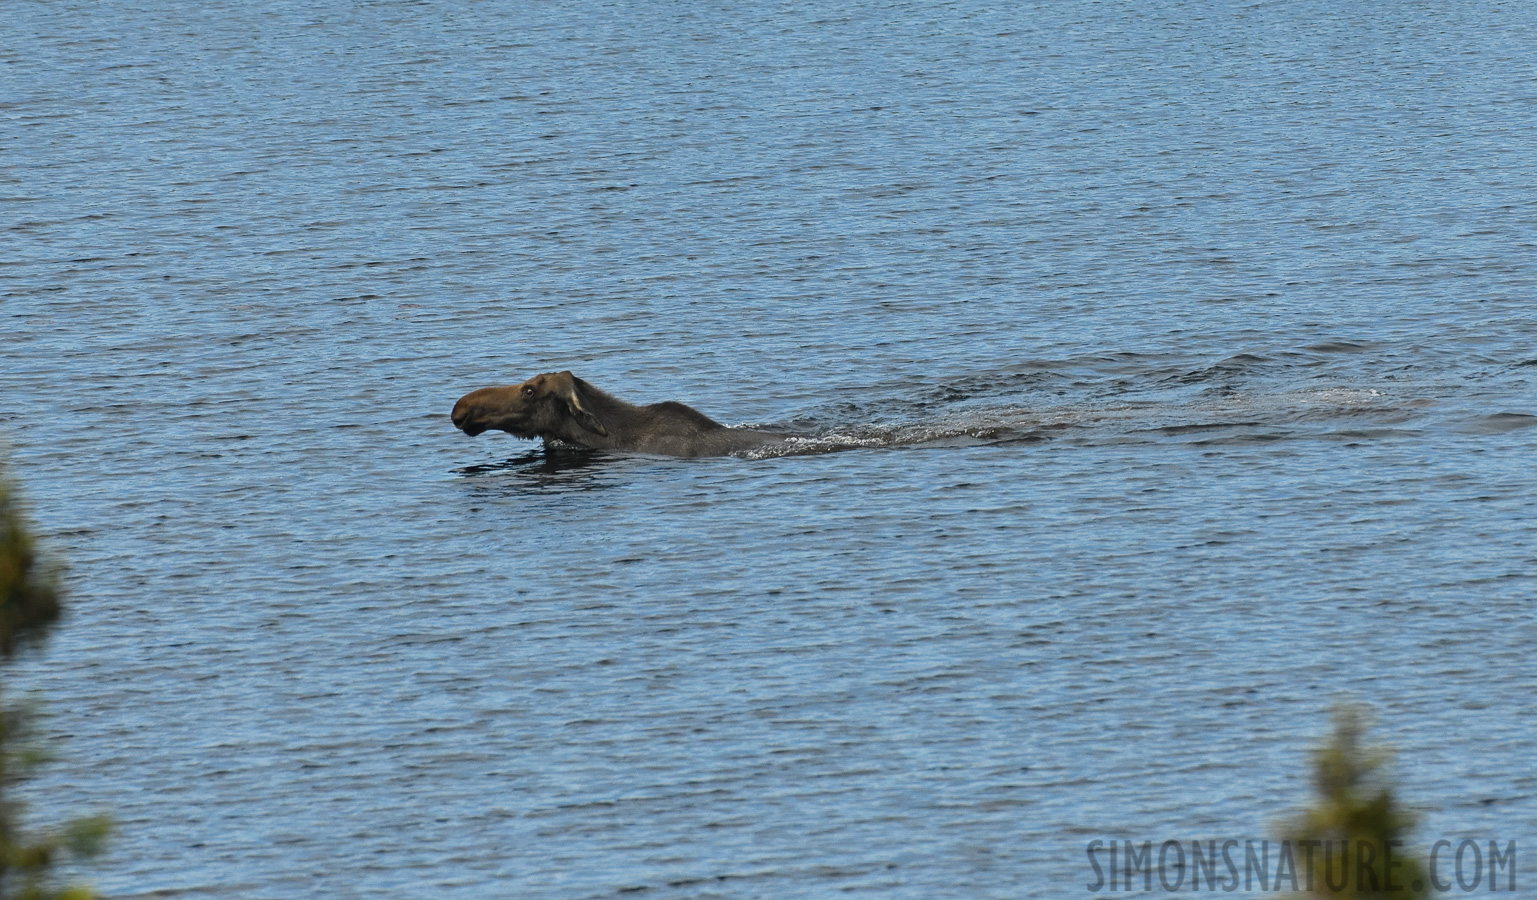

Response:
(451, 371), (781, 458)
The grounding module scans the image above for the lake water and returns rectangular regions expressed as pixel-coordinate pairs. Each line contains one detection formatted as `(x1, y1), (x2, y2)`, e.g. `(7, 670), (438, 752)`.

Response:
(4, 1), (1536, 897)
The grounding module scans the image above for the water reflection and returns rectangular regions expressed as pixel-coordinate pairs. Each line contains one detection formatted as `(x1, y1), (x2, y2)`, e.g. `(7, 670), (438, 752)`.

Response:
(456, 446), (614, 491)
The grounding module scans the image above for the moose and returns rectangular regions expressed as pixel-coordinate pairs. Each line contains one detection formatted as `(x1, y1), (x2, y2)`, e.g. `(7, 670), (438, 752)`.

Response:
(451, 371), (782, 457)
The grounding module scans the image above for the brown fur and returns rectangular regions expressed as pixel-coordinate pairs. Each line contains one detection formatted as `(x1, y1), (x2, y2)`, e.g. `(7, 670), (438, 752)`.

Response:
(451, 371), (780, 457)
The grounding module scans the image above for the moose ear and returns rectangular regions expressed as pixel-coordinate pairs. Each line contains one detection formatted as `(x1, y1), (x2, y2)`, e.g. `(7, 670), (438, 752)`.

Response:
(553, 371), (608, 436)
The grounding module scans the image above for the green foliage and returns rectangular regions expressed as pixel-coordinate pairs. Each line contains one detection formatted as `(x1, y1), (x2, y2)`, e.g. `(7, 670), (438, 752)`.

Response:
(1284, 704), (1429, 899)
(0, 465), (107, 900)
(0, 479), (60, 659)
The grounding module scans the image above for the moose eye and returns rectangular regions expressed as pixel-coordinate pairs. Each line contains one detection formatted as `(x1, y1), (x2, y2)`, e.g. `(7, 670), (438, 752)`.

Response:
(522, 385), (535, 397)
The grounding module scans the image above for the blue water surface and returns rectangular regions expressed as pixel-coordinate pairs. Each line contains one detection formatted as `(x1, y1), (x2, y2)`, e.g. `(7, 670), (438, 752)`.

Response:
(4, 1), (1536, 897)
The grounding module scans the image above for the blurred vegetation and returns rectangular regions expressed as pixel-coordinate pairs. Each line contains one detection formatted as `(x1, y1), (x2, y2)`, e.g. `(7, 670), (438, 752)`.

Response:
(0, 466), (108, 900)
(1284, 704), (1428, 899)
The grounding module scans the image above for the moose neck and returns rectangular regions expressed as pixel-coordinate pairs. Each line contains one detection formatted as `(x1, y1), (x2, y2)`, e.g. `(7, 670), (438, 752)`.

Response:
(543, 378), (639, 450)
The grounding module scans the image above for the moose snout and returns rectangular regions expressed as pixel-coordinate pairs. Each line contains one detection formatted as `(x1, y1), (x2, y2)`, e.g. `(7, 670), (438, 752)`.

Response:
(450, 398), (482, 436)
